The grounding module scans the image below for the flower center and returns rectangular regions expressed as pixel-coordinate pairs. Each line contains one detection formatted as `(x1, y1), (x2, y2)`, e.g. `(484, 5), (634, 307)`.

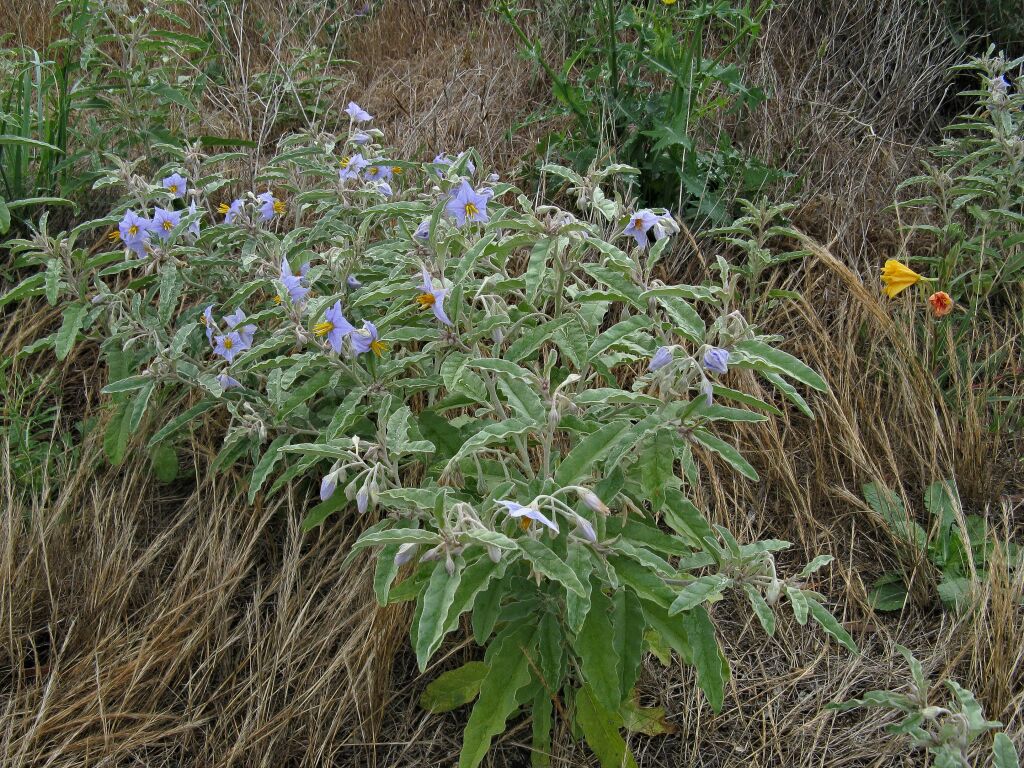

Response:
(416, 292), (436, 309)
(223, 337), (234, 350)
(168, 184), (178, 194)
(370, 339), (388, 357)
(162, 220), (173, 231)
(519, 517), (532, 531)
(314, 321), (334, 337)
(368, 166), (378, 176)
(633, 217), (644, 229)
(274, 295), (283, 305)
(218, 202), (230, 214)
(464, 202), (479, 218)
(340, 157), (350, 168)
(273, 200), (286, 214)
(128, 224), (139, 236)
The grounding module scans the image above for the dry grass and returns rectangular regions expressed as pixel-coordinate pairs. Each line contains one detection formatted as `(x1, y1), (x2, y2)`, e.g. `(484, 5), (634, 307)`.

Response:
(1, 0), (1022, 766)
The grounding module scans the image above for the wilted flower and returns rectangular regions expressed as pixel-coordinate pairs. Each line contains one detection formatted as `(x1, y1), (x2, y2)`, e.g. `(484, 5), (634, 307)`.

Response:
(223, 308), (257, 346)
(351, 320), (388, 357)
(217, 373), (242, 390)
(652, 212), (680, 241)
(213, 330), (249, 362)
(395, 543), (418, 566)
(416, 267), (452, 325)
(347, 275), (362, 289)
(649, 346), (673, 372)
(339, 154), (369, 182)
(413, 218), (431, 241)
(314, 301), (355, 353)
(219, 199), (244, 223)
(345, 101), (372, 122)
(445, 179), (489, 227)
(201, 305), (216, 344)
(623, 209), (659, 249)
(703, 347), (730, 375)
(151, 207), (182, 241)
(187, 200), (201, 237)
(162, 172), (187, 199)
(374, 181), (393, 197)
(881, 259), (925, 298)
(354, 1), (371, 17)
(117, 209), (151, 257)
(928, 291), (954, 317)
(280, 259), (309, 303)
(498, 500), (559, 534)
(257, 191), (285, 221)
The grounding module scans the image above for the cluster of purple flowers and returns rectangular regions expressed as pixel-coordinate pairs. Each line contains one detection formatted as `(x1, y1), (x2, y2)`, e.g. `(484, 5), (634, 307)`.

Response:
(648, 344), (731, 406)
(203, 305), (256, 380)
(313, 300), (387, 358)
(114, 174), (202, 257)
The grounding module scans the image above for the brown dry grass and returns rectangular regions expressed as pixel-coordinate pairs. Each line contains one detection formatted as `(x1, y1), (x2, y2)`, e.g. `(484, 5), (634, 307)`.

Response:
(2, 0), (1022, 766)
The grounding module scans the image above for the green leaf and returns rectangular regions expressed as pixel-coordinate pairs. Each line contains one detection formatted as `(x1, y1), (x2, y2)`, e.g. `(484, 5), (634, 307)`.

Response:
(420, 662), (489, 713)
(566, 543), (593, 632)
(574, 584), (621, 713)
(787, 586), (809, 624)
(531, 690), (554, 768)
(614, 589), (645, 699)
(517, 537), (586, 597)
(733, 340), (828, 392)
(669, 575), (731, 615)
(692, 428), (759, 481)
(147, 399), (217, 446)
(587, 315), (650, 360)
(0, 197), (9, 234)
(127, 381), (155, 434)
(416, 559), (464, 671)
(639, 428), (677, 513)
(575, 684), (639, 768)
(158, 264), (182, 325)
(620, 698), (675, 736)
(554, 421), (631, 486)
(102, 375), (153, 395)
(682, 607), (728, 712)
(150, 443), (179, 483)
(525, 237), (553, 304)
(443, 418), (533, 473)
(497, 374), (546, 424)
(55, 302), (88, 361)
(458, 625), (536, 768)
(807, 598), (858, 653)
(743, 584), (775, 636)
(993, 733), (1020, 768)
(247, 435), (291, 503)
(799, 555), (835, 578)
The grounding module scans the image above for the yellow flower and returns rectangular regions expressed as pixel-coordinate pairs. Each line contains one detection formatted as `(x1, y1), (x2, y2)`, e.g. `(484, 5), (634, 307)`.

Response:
(662, 0), (677, 4)
(880, 259), (926, 299)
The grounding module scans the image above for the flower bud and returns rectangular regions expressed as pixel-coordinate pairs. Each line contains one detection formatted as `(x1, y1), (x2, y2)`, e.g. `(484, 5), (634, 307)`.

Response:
(576, 488), (609, 515)
(487, 545), (501, 563)
(394, 543), (418, 567)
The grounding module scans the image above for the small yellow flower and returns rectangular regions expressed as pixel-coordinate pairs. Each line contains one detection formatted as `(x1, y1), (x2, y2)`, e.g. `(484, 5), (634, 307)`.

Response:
(662, 0), (677, 4)
(880, 259), (927, 299)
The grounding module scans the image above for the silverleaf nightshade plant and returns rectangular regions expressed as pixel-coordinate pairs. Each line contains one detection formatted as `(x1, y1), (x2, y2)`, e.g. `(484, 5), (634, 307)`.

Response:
(4, 117), (854, 767)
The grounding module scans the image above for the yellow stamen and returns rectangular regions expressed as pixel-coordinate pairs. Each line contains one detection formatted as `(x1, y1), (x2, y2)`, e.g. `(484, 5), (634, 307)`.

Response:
(368, 166), (378, 176)
(273, 200), (286, 215)
(340, 156), (350, 168)
(129, 224), (139, 236)
(416, 292), (435, 309)
(519, 517), (532, 531)
(370, 339), (388, 357)
(218, 202), (231, 214)
(313, 321), (334, 337)
(464, 202), (479, 218)
(274, 295), (283, 305)
(168, 184), (178, 194)
(632, 217), (644, 229)
(108, 231), (120, 241)
(223, 337), (234, 350)
(162, 220), (173, 231)
(392, 167), (403, 175)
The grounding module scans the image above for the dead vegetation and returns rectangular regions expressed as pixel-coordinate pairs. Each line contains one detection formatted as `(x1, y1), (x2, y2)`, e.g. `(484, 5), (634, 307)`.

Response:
(1, 0), (1021, 766)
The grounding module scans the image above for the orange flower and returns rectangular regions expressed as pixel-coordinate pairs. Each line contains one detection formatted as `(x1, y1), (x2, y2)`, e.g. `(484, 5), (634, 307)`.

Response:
(880, 259), (927, 299)
(928, 291), (954, 317)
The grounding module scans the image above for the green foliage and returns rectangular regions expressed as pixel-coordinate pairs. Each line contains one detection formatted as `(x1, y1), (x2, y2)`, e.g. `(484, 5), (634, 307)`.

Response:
(4, 116), (848, 764)
(497, 0), (782, 222)
(864, 480), (1020, 613)
(830, 646), (1018, 768)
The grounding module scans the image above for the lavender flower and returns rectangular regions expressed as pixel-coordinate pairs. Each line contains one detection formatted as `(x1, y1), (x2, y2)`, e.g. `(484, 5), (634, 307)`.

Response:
(223, 308), (257, 346)
(257, 191), (284, 221)
(356, 486), (370, 514)
(219, 199), (244, 223)
(202, 305), (216, 345)
(703, 347), (731, 375)
(187, 200), (201, 237)
(152, 207), (182, 241)
(416, 267), (452, 325)
(413, 219), (431, 242)
(162, 173), (187, 199)
(347, 275), (362, 289)
(576, 488), (610, 515)
(339, 154), (369, 182)
(345, 101), (372, 122)
(648, 346), (673, 372)
(352, 131), (371, 145)
(280, 259), (309, 304)
(445, 180), (489, 227)
(364, 163), (392, 181)
(350, 320), (387, 356)
(498, 500), (559, 534)
(118, 210), (151, 258)
(374, 181), (393, 197)
(314, 301), (355, 353)
(320, 472), (338, 501)
(217, 373), (242, 390)
(573, 515), (597, 543)
(623, 209), (659, 249)
(213, 331), (249, 362)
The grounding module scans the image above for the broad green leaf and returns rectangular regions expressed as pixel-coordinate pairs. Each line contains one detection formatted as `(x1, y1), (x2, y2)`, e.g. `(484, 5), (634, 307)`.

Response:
(416, 559), (464, 671)
(146, 399), (216, 446)
(150, 443), (179, 483)
(525, 237), (553, 304)
(692, 428), (759, 481)
(458, 625), (536, 768)
(787, 586), (809, 624)
(799, 555), (835, 578)
(682, 607), (728, 712)
(566, 542), (593, 632)
(531, 690), (554, 768)
(575, 684), (639, 768)
(354, 529), (444, 548)
(517, 537), (586, 597)
(420, 662), (489, 713)
(620, 698), (675, 736)
(554, 420), (631, 486)
(587, 315), (650, 360)
(102, 375), (153, 395)
(993, 733), (1019, 768)
(158, 264), (182, 325)
(574, 584), (621, 713)
(669, 575), (731, 615)
(639, 428), (676, 513)
(614, 588), (645, 699)
(807, 598), (858, 653)
(734, 339), (828, 392)
(743, 584), (775, 635)
(497, 374), (546, 424)
(247, 435), (291, 503)
(55, 302), (88, 361)
(443, 418), (533, 473)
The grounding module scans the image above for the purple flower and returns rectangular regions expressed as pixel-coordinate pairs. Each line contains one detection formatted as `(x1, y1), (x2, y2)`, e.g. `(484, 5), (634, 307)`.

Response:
(394, 543), (418, 566)
(223, 308), (257, 346)
(320, 473), (338, 501)
(220, 199), (244, 223)
(280, 259), (309, 304)
(433, 151), (475, 175)
(649, 346), (673, 372)
(350, 320), (387, 357)
(573, 515), (597, 543)
(416, 267), (451, 325)
(339, 154), (369, 182)
(364, 163), (392, 181)
(257, 191), (284, 221)
(213, 330), (249, 362)
(187, 201), (201, 237)
(703, 347), (731, 375)
(445, 180), (489, 227)
(347, 275), (362, 289)
(498, 500), (559, 534)
(314, 301), (355, 353)
(202, 304), (216, 345)
(374, 181), (393, 197)
(701, 377), (714, 407)
(152, 207), (182, 241)
(217, 373), (242, 390)
(413, 219), (431, 242)
(354, 2), (371, 17)
(118, 210), (151, 257)
(352, 132), (371, 145)
(345, 101), (372, 122)
(162, 173), (187, 199)
(623, 209), (659, 249)
(356, 486), (370, 514)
